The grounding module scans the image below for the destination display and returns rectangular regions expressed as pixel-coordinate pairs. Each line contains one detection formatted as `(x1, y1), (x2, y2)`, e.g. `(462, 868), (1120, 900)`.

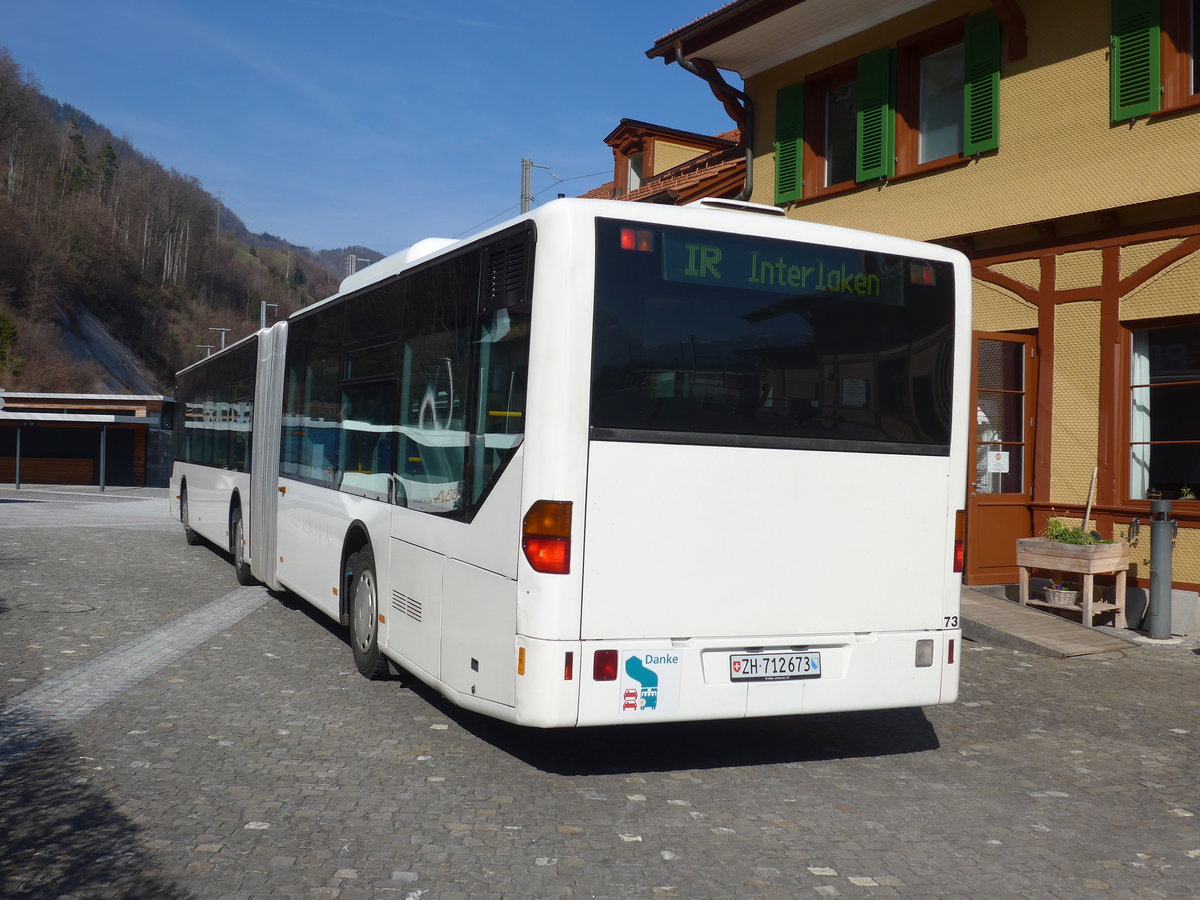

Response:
(661, 228), (919, 305)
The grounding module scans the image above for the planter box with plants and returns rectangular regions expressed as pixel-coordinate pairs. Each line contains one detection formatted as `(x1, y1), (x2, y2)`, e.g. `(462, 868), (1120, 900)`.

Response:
(1016, 519), (1130, 628)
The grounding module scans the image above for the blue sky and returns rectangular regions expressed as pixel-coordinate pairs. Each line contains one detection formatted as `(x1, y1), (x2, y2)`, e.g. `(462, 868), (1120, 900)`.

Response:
(6, 1), (735, 255)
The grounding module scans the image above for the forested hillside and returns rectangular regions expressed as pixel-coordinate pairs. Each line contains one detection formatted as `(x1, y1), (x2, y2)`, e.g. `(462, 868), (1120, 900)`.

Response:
(0, 48), (375, 393)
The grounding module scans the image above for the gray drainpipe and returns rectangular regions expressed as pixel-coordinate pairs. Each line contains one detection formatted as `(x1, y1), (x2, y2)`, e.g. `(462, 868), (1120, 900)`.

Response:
(673, 47), (754, 202)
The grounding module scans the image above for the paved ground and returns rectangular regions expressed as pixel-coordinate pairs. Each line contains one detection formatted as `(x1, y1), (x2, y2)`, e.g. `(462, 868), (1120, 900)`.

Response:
(0, 485), (1197, 899)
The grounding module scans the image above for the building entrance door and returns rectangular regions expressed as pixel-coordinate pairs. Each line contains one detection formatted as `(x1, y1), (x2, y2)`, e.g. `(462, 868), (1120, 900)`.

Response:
(965, 332), (1037, 585)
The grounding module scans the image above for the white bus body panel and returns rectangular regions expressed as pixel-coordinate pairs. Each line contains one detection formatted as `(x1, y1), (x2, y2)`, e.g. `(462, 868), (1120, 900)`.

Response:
(276, 480), (391, 620)
(173, 464), (247, 551)
(385, 449), (524, 707)
(581, 441), (959, 638)
(386, 538), (445, 680)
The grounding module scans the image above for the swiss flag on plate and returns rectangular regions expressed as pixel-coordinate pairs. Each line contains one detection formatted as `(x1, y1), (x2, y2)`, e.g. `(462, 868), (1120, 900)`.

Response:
(732, 660), (742, 673)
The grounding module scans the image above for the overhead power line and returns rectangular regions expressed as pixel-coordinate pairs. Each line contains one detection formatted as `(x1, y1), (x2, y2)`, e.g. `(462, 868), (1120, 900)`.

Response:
(453, 166), (609, 238)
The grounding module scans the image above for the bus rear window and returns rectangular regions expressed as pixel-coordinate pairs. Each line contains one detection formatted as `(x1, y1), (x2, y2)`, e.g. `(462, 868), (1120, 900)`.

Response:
(590, 218), (956, 455)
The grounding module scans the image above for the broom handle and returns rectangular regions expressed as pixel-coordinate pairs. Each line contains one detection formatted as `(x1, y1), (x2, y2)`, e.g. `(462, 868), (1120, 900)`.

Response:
(1083, 467), (1097, 532)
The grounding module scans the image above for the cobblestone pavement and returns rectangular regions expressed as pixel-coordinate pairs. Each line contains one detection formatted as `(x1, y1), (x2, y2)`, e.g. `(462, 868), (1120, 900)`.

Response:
(0, 485), (1197, 899)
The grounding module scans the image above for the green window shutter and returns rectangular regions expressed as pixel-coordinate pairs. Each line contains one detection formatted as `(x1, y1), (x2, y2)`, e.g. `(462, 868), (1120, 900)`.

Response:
(963, 9), (1001, 155)
(1111, 0), (1161, 121)
(774, 82), (805, 204)
(856, 48), (895, 182)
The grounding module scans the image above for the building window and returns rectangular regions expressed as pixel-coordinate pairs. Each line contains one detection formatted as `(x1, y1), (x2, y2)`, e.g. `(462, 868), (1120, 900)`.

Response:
(918, 43), (965, 163)
(824, 80), (858, 185)
(628, 152), (644, 192)
(1129, 322), (1200, 500)
(1112, 0), (1200, 120)
(803, 62), (859, 196)
(1165, 0), (1200, 105)
(897, 22), (966, 171)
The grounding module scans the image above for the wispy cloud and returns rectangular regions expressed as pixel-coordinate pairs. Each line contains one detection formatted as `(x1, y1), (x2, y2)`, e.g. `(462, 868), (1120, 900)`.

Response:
(280, 0), (513, 31)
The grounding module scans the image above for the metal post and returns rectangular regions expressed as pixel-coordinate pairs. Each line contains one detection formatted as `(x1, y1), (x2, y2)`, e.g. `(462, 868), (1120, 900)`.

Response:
(99, 423), (107, 493)
(1147, 498), (1176, 639)
(14, 425), (20, 490)
(520, 159), (552, 213)
(520, 158), (532, 214)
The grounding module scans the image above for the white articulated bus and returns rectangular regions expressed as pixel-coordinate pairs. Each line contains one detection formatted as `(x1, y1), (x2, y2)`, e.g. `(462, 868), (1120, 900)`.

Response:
(171, 197), (970, 728)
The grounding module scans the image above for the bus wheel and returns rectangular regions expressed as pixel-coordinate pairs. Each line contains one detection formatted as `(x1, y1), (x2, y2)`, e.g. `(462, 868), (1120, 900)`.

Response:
(231, 507), (256, 586)
(348, 548), (387, 679)
(181, 488), (202, 546)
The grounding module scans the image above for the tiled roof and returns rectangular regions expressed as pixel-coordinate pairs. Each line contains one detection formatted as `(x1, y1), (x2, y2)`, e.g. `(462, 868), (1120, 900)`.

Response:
(579, 134), (746, 206)
(652, 1), (748, 47)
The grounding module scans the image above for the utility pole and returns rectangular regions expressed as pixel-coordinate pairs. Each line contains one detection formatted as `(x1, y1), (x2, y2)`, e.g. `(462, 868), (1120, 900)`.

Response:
(211, 190), (223, 304)
(520, 158), (554, 213)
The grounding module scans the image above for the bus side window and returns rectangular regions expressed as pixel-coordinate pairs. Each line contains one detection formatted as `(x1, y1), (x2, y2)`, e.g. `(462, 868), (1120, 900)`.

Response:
(395, 257), (475, 515)
(467, 304), (530, 508)
(337, 378), (395, 499)
(281, 311), (343, 487)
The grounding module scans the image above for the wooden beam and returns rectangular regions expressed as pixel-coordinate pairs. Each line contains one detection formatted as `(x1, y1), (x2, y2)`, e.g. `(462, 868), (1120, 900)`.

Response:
(991, 0), (1028, 61)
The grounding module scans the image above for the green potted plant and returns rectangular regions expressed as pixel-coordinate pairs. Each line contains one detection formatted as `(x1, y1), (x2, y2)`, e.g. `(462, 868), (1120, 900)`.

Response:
(1017, 516), (1128, 569)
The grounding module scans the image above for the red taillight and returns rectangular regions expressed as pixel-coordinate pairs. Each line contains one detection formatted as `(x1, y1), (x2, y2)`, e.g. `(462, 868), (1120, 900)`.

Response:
(619, 228), (654, 252)
(911, 262), (936, 286)
(521, 536), (570, 574)
(564, 651), (574, 681)
(522, 500), (572, 574)
(593, 649), (618, 681)
(948, 639), (956, 664)
(953, 510), (965, 573)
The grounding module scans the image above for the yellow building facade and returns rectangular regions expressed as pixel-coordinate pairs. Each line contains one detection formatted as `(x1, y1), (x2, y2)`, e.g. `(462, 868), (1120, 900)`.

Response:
(650, 0), (1200, 594)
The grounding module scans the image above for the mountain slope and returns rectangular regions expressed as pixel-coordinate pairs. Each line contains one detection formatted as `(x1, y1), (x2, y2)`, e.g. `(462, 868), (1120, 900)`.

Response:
(0, 47), (377, 393)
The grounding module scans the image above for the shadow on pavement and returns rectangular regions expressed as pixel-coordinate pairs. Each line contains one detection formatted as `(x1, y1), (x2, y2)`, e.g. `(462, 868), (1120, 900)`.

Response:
(0, 726), (186, 899)
(459, 705), (941, 776)
(270, 586), (942, 775)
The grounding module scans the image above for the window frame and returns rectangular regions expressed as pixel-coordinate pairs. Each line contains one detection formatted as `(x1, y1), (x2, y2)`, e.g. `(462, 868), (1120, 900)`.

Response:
(1161, 0), (1200, 112)
(802, 60), (859, 199)
(1121, 316), (1200, 505)
(896, 19), (971, 178)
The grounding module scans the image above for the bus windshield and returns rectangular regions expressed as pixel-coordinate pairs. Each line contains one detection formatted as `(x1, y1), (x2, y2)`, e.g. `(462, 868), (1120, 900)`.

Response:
(591, 218), (956, 454)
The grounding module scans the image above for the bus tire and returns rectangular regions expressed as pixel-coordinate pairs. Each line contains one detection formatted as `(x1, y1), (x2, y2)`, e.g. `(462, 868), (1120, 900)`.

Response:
(348, 548), (387, 679)
(231, 507), (256, 586)
(181, 487), (202, 546)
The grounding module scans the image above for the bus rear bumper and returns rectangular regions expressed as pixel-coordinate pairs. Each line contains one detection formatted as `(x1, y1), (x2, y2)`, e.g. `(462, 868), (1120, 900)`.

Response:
(533, 631), (961, 727)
